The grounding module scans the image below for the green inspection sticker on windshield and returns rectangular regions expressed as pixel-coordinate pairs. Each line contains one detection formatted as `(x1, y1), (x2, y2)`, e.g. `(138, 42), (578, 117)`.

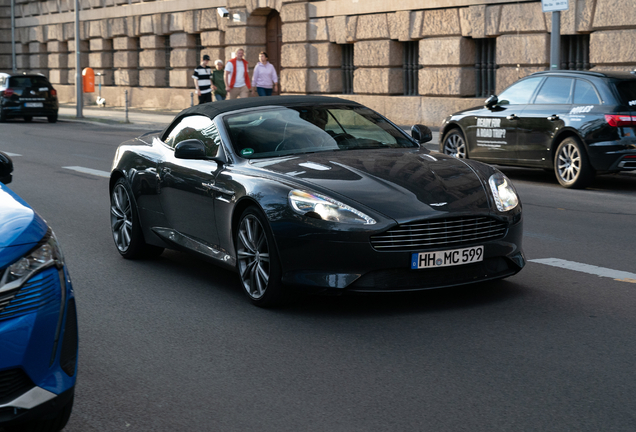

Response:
(241, 148), (254, 156)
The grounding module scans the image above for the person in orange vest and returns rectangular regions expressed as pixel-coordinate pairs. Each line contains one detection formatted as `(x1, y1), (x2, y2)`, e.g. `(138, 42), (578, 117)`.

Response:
(224, 48), (251, 100)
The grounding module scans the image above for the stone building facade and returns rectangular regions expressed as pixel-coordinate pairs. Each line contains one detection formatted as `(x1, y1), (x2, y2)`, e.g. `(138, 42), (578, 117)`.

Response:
(1, 0), (635, 125)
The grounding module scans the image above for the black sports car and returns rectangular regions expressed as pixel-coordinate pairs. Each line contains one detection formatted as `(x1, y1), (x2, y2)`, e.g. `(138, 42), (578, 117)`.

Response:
(440, 70), (636, 188)
(109, 96), (524, 306)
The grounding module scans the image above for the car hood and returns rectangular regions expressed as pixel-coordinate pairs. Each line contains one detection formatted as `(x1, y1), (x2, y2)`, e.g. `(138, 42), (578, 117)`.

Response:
(0, 183), (48, 269)
(251, 148), (492, 221)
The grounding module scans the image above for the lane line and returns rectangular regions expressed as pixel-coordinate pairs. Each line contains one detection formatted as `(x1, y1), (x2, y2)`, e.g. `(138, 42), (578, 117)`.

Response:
(2, 152), (22, 157)
(62, 166), (110, 178)
(530, 258), (636, 284)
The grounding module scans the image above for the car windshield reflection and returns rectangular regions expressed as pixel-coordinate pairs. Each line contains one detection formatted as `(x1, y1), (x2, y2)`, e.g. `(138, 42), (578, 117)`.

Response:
(224, 105), (416, 159)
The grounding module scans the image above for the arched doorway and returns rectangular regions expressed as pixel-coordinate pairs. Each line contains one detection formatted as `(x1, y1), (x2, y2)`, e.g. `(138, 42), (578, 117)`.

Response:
(266, 10), (282, 95)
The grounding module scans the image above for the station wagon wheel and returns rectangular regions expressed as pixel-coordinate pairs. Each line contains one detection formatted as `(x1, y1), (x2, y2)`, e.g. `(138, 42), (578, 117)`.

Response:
(554, 137), (594, 189)
(442, 129), (467, 159)
(110, 178), (164, 259)
(235, 206), (285, 307)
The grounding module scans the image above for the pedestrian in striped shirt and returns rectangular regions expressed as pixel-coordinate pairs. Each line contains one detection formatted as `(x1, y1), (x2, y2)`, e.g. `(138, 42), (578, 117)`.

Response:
(192, 54), (212, 105)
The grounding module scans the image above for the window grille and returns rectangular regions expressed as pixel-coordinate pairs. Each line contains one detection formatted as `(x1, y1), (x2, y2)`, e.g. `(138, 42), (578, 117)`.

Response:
(560, 35), (590, 71)
(341, 44), (354, 95)
(195, 34), (203, 64)
(475, 38), (497, 98)
(403, 41), (419, 96)
(165, 37), (172, 71)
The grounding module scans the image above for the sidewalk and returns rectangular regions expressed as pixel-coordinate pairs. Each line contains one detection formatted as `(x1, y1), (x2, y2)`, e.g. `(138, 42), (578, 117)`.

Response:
(58, 103), (180, 130)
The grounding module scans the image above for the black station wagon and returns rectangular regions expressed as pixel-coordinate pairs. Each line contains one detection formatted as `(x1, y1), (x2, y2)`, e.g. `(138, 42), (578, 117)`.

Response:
(0, 72), (59, 123)
(440, 70), (636, 188)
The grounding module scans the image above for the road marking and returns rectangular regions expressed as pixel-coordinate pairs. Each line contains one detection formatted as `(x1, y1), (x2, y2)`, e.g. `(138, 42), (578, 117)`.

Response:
(2, 152), (22, 157)
(62, 166), (110, 178)
(530, 258), (636, 283)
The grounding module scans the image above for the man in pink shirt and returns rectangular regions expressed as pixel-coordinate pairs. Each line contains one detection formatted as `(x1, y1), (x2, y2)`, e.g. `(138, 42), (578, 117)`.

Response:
(251, 52), (279, 97)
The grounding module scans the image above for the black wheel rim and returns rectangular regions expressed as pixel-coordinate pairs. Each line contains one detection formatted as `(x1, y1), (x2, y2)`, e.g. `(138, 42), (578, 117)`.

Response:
(237, 214), (270, 299)
(110, 183), (133, 252)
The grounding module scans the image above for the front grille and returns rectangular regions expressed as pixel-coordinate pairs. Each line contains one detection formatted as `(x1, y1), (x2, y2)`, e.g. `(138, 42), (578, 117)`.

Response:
(0, 369), (34, 405)
(370, 216), (508, 252)
(0, 271), (60, 322)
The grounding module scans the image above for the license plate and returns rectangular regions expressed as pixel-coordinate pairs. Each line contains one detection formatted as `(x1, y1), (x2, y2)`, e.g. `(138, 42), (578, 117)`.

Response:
(411, 246), (484, 269)
(24, 102), (43, 108)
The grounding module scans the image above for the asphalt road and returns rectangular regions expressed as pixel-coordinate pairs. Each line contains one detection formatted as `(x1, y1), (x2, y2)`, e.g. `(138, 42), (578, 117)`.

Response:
(1, 118), (636, 431)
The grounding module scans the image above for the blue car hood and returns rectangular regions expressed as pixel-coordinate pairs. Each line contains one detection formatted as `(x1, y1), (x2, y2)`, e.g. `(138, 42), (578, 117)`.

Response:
(0, 183), (48, 269)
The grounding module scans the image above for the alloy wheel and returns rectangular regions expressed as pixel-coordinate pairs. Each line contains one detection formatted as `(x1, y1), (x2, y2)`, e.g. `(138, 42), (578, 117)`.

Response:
(556, 142), (581, 184)
(110, 183), (133, 252)
(444, 132), (466, 158)
(237, 214), (270, 299)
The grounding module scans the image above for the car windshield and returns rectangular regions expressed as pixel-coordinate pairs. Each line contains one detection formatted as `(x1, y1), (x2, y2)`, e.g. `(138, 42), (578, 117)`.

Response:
(223, 105), (416, 159)
(614, 80), (636, 107)
(8, 76), (50, 88)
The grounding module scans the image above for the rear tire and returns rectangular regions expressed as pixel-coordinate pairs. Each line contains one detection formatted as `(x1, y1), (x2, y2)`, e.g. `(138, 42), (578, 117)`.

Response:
(554, 137), (594, 189)
(0, 106), (6, 122)
(47, 114), (58, 123)
(110, 177), (164, 259)
(235, 206), (287, 307)
(442, 129), (467, 159)
(24, 115), (33, 122)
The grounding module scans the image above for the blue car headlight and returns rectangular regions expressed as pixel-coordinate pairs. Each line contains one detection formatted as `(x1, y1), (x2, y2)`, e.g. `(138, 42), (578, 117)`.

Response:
(0, 230), (65, 290)
(488, 172), (519, 212)
(288, 190), (376, 225)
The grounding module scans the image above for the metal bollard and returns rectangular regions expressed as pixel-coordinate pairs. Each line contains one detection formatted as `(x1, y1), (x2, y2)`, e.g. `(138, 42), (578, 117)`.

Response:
(124, 90), (129, 123)
(190, 92), (194, 107)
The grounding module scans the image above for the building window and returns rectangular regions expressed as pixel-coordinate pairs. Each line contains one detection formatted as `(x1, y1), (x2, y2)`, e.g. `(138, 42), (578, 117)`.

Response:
(475, 38), (496, 98)
(341, 44), (354, 95)
(165, 38), (172, 71)
(195, 34), (203, 63)
(403, 41), (419, 96)
(561, 35), (590, 71)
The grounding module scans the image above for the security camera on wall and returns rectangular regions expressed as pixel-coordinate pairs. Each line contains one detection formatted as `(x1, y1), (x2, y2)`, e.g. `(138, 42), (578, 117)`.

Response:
(218, 7), (229, 18)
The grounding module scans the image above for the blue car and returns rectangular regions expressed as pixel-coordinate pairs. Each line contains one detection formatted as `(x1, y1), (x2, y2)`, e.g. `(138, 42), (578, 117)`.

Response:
(0, 152), (77, 432)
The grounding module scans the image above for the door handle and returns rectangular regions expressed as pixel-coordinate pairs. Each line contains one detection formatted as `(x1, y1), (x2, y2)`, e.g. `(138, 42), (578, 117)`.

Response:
(201, 181), (215, 189)
(547, 114), (560, 121)
(506, 114), (518, 120)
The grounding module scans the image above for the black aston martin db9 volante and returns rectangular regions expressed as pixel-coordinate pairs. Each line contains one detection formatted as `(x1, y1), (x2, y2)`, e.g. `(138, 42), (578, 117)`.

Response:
(109, 96), (525, 306)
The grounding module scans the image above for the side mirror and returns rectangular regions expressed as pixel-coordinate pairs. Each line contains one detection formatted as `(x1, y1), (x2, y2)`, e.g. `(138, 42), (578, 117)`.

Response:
(174, 139), (207, 160)
(0, 151), (13, 184)
(411, 124), (432, 144)
(485, 95), (498, 109)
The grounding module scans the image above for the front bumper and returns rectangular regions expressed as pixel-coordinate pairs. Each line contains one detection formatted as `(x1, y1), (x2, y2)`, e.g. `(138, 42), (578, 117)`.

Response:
(274, 215), (525, 293)
(0, 266), (78, 427)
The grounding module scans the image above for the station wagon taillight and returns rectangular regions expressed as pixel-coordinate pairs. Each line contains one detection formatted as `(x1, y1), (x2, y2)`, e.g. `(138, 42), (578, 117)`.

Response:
(51, 89), (57, 97)
(1, 88), (14, 97)
(605, 114), (636, 127)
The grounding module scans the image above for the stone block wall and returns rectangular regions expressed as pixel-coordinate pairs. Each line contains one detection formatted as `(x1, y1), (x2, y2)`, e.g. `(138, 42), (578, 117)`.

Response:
(6, 0), (636, 119)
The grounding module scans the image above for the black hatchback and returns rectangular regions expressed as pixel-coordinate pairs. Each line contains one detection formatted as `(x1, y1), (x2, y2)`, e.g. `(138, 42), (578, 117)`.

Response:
(0, 72), (59, 123)
(440, 70), (636, 188)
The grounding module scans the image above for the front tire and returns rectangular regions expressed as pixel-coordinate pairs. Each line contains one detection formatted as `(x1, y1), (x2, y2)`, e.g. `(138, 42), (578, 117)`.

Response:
(110, 178), (164, 259)
(554, 137), (594, 189)
(235, 206), (286, 307)
(442, 129), (467, 159)
(47, 113), (58, 123)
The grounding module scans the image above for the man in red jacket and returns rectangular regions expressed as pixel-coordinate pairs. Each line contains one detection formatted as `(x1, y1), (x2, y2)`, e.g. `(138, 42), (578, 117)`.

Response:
(224, 48), (251, 99)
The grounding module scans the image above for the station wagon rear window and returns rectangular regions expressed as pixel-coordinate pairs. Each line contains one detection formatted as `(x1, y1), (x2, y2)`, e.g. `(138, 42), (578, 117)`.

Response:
(615, 81), (636, 107)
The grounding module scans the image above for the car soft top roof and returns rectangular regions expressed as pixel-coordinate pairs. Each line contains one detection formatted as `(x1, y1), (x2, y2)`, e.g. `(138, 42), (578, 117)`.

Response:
(162, 95), (361, 137)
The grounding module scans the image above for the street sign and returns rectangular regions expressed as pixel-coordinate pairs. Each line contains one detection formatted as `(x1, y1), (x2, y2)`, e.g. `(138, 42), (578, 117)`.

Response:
(542, 0), (569, 12)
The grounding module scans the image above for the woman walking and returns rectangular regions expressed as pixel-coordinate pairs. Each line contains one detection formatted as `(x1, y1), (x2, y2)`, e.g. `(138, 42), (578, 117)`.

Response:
(251, 52), (279, 97)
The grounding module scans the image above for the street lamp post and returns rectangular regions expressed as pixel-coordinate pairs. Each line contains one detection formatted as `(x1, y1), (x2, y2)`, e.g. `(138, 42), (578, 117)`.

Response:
(10, 0), (16, 72)
(75, 0), (83, 118)
(550, 11), (561, 70)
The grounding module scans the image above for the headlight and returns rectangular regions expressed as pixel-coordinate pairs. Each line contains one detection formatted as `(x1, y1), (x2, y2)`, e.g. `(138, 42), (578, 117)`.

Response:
(488, 172), (519, 212)
(0, 230), (65, 290)
(288, 190), (376, 224)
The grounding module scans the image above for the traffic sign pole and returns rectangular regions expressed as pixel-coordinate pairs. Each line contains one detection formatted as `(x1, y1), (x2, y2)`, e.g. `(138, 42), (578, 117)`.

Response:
(550, 11), (561, 70)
